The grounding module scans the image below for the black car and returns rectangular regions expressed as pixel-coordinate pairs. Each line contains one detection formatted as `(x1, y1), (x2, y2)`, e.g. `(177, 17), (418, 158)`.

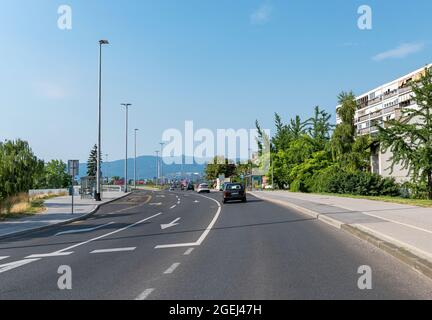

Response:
(223, 183), (246, 203)
(187, 183), (195, 191)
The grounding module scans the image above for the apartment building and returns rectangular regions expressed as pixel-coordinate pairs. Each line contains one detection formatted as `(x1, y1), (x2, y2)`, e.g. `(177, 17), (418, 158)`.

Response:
(336, 64), (432, 182)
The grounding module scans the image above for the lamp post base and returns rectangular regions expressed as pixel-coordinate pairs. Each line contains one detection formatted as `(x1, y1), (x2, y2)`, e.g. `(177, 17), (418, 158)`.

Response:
(95, 192), (102, 201)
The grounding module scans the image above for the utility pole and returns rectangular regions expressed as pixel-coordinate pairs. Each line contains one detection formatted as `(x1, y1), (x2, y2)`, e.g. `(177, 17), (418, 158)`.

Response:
(121, 103), (132, 193)
(95, 39), (109, 201)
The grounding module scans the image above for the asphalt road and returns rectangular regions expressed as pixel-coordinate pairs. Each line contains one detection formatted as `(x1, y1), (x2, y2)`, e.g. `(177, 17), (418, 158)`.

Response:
(0, 190), (431, 300)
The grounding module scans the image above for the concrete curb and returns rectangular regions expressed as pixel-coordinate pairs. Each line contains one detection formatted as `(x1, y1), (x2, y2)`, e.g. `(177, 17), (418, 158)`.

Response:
(251, 191), (432, 280)
(0, 192), (131, 241)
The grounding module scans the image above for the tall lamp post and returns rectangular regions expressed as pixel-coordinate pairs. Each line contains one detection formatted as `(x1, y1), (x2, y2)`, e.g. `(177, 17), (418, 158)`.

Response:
(121, 103), (132, 193)
(95, 39), (109, 201)
(155, 150), (160, 186)
(105, 153), (109, 184)
(160, 142), (165, 185)
(134, 129), (139, 190)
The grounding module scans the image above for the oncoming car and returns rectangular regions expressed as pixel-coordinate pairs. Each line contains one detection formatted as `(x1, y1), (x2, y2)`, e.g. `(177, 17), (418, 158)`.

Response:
(222, 183), (246, 204)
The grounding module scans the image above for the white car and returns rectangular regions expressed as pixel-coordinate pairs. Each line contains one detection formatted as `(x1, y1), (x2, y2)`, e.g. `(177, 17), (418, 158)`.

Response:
(196, 183), (210, 193)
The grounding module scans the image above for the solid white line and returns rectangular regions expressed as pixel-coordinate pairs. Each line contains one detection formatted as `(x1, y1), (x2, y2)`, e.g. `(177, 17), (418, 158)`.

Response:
(0, 256), (9, 261)
(25, 252), (74, 258)
(170, 205), (177, 209)
(54, 212), (163, 254)
(55, 222), (114, 236)
(155, 195), (222, 249)
(90, 247), (136, 254)
(164, 262), (180, 274)
(0, 258), (40, 274)
(184, 248), (194, 255)
(135, 288), (155, 300)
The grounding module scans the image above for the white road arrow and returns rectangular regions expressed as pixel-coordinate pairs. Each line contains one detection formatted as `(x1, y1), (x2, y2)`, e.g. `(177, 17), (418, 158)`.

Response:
(161, 218), (181, 230)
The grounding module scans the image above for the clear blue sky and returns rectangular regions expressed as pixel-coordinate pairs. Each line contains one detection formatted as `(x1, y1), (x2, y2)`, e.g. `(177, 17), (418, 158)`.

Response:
(1, 0), (431, 162)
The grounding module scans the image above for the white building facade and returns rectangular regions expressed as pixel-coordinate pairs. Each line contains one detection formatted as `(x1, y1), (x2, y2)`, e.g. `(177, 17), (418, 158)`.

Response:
(336, 64), (432, 182)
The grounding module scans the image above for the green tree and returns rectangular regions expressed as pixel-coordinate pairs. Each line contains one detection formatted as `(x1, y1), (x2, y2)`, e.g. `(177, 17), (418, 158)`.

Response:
(87, 144), (100, 177)
(0, 139), (43, 198)
(378, 67), (432, 199)
(331, 91), (370, 171)
(43, 160), (71, 189)
(307, 106), (333, 150)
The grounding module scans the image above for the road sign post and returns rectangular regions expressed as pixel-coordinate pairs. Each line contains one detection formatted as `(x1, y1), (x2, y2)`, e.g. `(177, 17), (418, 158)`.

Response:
(68, 160), (80, 214)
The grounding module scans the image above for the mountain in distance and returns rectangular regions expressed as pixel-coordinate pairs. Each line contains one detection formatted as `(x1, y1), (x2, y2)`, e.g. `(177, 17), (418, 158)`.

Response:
(78, 155), (206, 180)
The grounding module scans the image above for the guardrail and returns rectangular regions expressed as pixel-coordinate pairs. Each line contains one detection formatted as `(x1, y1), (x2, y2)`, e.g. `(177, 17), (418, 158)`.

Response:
(29, 189), (68, 197)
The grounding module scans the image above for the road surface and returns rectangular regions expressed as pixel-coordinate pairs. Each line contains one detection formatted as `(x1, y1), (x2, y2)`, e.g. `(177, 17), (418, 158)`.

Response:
(0, 190), (431, 299)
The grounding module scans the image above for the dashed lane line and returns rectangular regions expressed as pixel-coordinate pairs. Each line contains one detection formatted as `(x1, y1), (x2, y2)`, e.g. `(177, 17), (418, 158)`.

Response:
(163, 262), (180, 274)
(90, 247), (136, 254)
(135, 288), (155, 300)
(184, 248), (194, 255)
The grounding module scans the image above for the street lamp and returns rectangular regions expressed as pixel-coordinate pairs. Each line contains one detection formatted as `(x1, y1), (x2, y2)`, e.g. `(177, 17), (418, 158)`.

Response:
(155, 150), (160, 186)
(134, 128), (139, 190)
(95, 39), (109, 201)
(160, 142), (165, 185)
(105, 153), (109, 184)
(121, 103), (132, 193)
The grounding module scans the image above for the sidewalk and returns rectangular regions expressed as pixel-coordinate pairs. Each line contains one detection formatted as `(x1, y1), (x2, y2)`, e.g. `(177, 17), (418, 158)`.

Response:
(251, 191), (432, 278)
(0, 191), (129, 239)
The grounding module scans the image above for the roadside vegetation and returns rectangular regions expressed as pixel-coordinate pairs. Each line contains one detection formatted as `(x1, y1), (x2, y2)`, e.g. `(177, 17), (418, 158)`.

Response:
(253, 67), (432, 201)
(0, 139), (71, 219)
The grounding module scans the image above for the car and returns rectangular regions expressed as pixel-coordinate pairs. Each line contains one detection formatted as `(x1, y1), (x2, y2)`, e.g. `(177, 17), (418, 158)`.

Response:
(187, 183), (195, 191)
(223, 183), (246, 203)
(219, 183), (225, 191)
(197, 183), (210, 193)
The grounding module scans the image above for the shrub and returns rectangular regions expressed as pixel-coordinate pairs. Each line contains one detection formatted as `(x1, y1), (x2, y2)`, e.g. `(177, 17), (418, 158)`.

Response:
(309, 168), (401, 197)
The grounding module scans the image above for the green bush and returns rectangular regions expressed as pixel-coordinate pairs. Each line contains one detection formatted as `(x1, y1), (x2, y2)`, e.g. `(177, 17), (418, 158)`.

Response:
(309, 167), (401, 197)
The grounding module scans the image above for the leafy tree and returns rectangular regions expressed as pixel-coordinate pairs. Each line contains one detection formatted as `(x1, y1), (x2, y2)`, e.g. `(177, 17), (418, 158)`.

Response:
(87, 144), (101, 177)
(378, 67), (432, 199)
(205, 157), (236, 181)
(43, 160), (71, 189)
(331, 91), (370, 171)
(0, 139), (43, 198)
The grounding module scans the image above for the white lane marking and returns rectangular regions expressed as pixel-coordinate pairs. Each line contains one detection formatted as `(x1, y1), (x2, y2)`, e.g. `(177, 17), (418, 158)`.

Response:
(194, 200), (200, 203)
(135, 288), (155, 300)
(161, 218), (181, 230)
(149, 203), (162, 206)
(90, 247), (136, 254)
(164, 262), (180, 274)
(54, 212), (163, 254)
(0, 258), (40, 274)
(155, 194), (221, 249)
(25, 252), (74, 258)
(184, 248), (194, 255)
(0, 256), (9, 261)
(170, 205), (177, 209)
(156, 195), (165, 198)
(55, 222), (114, 236)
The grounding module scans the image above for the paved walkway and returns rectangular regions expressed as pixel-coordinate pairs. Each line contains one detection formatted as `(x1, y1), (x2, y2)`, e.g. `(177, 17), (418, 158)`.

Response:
(0, 191), (128, 239)
(251, 191), (432, 263)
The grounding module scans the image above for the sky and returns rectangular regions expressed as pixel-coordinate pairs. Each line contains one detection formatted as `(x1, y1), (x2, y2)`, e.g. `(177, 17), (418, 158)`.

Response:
(0, 0), (431, 162)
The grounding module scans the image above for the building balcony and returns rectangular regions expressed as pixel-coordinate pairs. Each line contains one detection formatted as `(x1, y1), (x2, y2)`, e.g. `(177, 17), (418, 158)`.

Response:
(399, 86), (412, 94)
